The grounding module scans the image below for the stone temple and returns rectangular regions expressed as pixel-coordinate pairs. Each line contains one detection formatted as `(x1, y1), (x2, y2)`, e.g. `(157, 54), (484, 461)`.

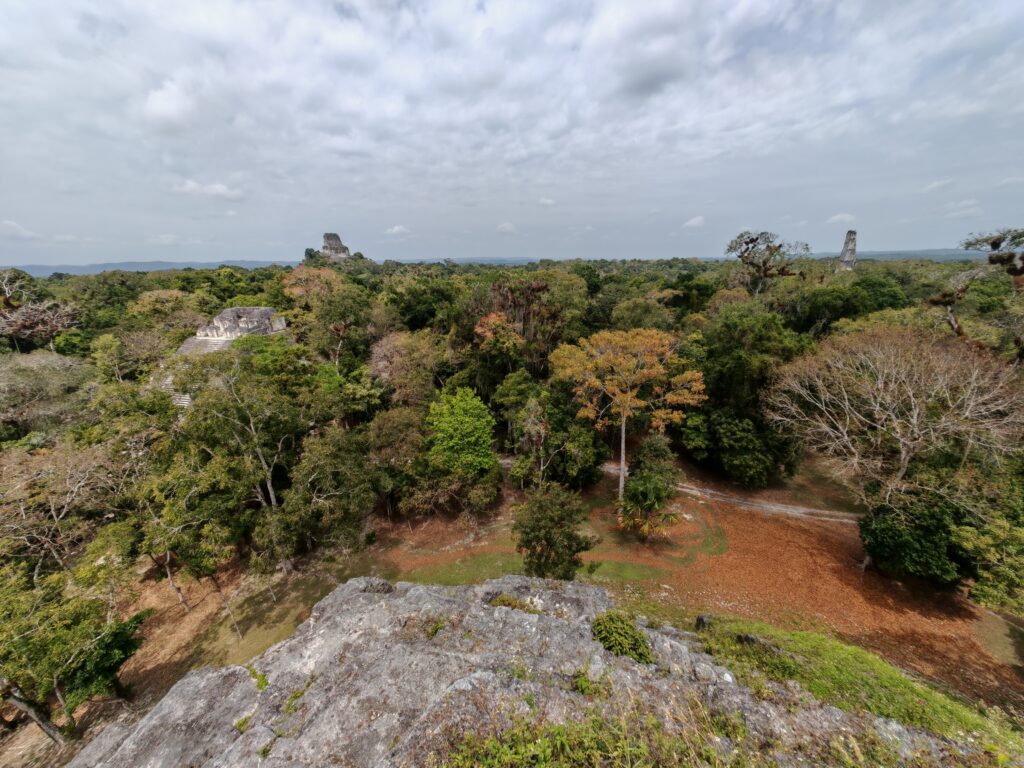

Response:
(160, 307), (287, 406)
(322, 232), (352, 261)
(837, 230), (857, 272)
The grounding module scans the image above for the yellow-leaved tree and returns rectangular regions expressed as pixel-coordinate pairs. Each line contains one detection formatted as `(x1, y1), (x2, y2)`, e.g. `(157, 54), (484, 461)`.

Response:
(549, 329), (706, 501)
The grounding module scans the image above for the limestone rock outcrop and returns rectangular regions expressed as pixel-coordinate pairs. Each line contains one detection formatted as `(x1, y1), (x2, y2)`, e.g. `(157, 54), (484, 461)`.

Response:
(70, 577), (984, 767)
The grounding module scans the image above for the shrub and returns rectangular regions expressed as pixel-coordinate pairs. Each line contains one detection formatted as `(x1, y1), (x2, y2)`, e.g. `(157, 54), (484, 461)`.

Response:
(512, 484), (597, 580)
(591, 611), (653, 664)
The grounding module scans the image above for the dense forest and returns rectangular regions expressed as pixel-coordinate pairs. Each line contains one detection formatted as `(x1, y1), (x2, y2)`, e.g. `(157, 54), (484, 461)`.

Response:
(1, 229), (1022, 743)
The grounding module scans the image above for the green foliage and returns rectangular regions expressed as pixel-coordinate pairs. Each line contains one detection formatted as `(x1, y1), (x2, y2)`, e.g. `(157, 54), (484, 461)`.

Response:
(0, 563), (148, 725)
(426, 387), (498, 476)
(258, 426), (376, 567)
(422, 614), (448, 639)
(512, 484), (596, 580)
(52, 328), (91, 356)
(488, 594), (541, 614)
(441, 708), (766, 768)
(590, 611), (654, 664)
(860, 494), (963, 586)
(246, 664), (269, 691)
(619, 434), (681, 539)
(692, 616), (1020, 750)
(283, 675), (316, 714)
(683, 300), (804, 485)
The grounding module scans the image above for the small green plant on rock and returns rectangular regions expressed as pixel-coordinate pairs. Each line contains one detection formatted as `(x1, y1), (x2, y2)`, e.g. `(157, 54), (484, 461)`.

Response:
(423, 614), (448, 639)
(571, 666), (609, 698)
(488, 593), (540, 614)
(234, 713), (254, 733)
(591, 610), (654, 664)
(246, 664), (269, 692)
(283, 674), (316, 715)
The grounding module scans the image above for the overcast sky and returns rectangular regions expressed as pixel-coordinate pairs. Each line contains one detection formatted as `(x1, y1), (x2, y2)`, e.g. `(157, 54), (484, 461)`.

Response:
(2, 0), (1023, 266)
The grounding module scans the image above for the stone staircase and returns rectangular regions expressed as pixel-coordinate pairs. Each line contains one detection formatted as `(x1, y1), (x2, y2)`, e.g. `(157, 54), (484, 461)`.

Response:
(175, 336), (235, 356)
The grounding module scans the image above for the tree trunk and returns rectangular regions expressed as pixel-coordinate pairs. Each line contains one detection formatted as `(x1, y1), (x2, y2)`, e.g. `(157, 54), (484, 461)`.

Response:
(209, 574), (242, 640)
(53, 680), (75, 733)
(164, 558), (190, 613)
(1, 684), (66, 746)
(618, 414), (627, 501)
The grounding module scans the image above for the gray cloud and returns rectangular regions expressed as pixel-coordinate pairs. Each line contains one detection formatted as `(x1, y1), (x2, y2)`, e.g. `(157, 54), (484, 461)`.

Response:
(826, 213), (856, 224)
(175, 179), (244, 200)
(1, 0), (1023, 266)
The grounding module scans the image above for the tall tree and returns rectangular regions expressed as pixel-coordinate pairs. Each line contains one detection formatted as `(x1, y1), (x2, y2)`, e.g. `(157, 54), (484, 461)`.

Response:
(550, 329), (705, 500)
(725, 230), (809, 296)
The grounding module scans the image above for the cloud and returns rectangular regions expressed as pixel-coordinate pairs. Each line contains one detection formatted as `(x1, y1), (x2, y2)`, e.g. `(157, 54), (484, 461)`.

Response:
(141, 80), (195, 129)
(385, 224), (410, 236)
(682, 215), (704, 228)
(921, 179), (952, 193)
(943, 199), (983, 219)
(174, 179), (244, 200)
(826, 213), (856, 224)
(998, 177), (1023, 187)
(496, 222), (517, 234)
(0, 220), (40, 240)
(3, 2), (1024, 263)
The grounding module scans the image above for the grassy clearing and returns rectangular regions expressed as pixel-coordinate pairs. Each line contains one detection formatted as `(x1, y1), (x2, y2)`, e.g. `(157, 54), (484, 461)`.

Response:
(582, 559), (665, 582)
(402, 551), (523, 585)
(620, 596), (1022, 755)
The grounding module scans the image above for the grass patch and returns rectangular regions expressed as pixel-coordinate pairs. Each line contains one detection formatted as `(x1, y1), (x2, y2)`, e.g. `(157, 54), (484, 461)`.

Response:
(620, 597), (1021, 754)
(402, 551), (523, 586)
(246, 664), (268, 692)
(507, 661), (531, 680)
(423, 614), (448, 639)
(488, 593), (541, 614)
(234, 713), (254, 733)
(283, 674), (316, 715)
(591, 611), (654, 665)
(582, 559), (666, 582)
(438, 707), (766, 767)
(571, 666), (609, 698)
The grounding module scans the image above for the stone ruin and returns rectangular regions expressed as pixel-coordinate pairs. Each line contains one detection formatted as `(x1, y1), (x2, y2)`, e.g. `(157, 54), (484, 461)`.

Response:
(837, 230), (857, 272)
(322, 232), (352, 261)
(160, 307), (287, 406)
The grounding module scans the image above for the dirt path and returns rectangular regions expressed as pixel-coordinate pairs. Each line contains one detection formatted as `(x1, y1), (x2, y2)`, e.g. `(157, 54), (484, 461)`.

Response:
(373, 482), (1024, 717)
(675, 482), (861, 524)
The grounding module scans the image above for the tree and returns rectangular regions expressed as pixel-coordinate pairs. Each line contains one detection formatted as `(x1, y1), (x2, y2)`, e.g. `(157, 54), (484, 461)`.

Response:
(0, 301), (78, 351)
(725, 231), (808, 296)
(767, 328), (1024, 597)
(426, 388), (498, 476)
(619, 434), (681, 540)
(610, 297), (674, 331)
(370, 330), (449, 405)
(512, 484), (596, 580)
(550, 329), (705, 500)
(0, 564), (147, 744)
(962, 227), (1024, 293)
(682, 300), (805, 486)
(767, 328), (1024, 503)
(256, 426), (376, 568)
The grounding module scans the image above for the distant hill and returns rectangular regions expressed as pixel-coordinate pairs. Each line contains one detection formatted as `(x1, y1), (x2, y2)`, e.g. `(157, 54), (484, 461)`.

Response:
(8, 259), (301, 277)
(6, 249), (985, 277)
(813, 248), (983, 263)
